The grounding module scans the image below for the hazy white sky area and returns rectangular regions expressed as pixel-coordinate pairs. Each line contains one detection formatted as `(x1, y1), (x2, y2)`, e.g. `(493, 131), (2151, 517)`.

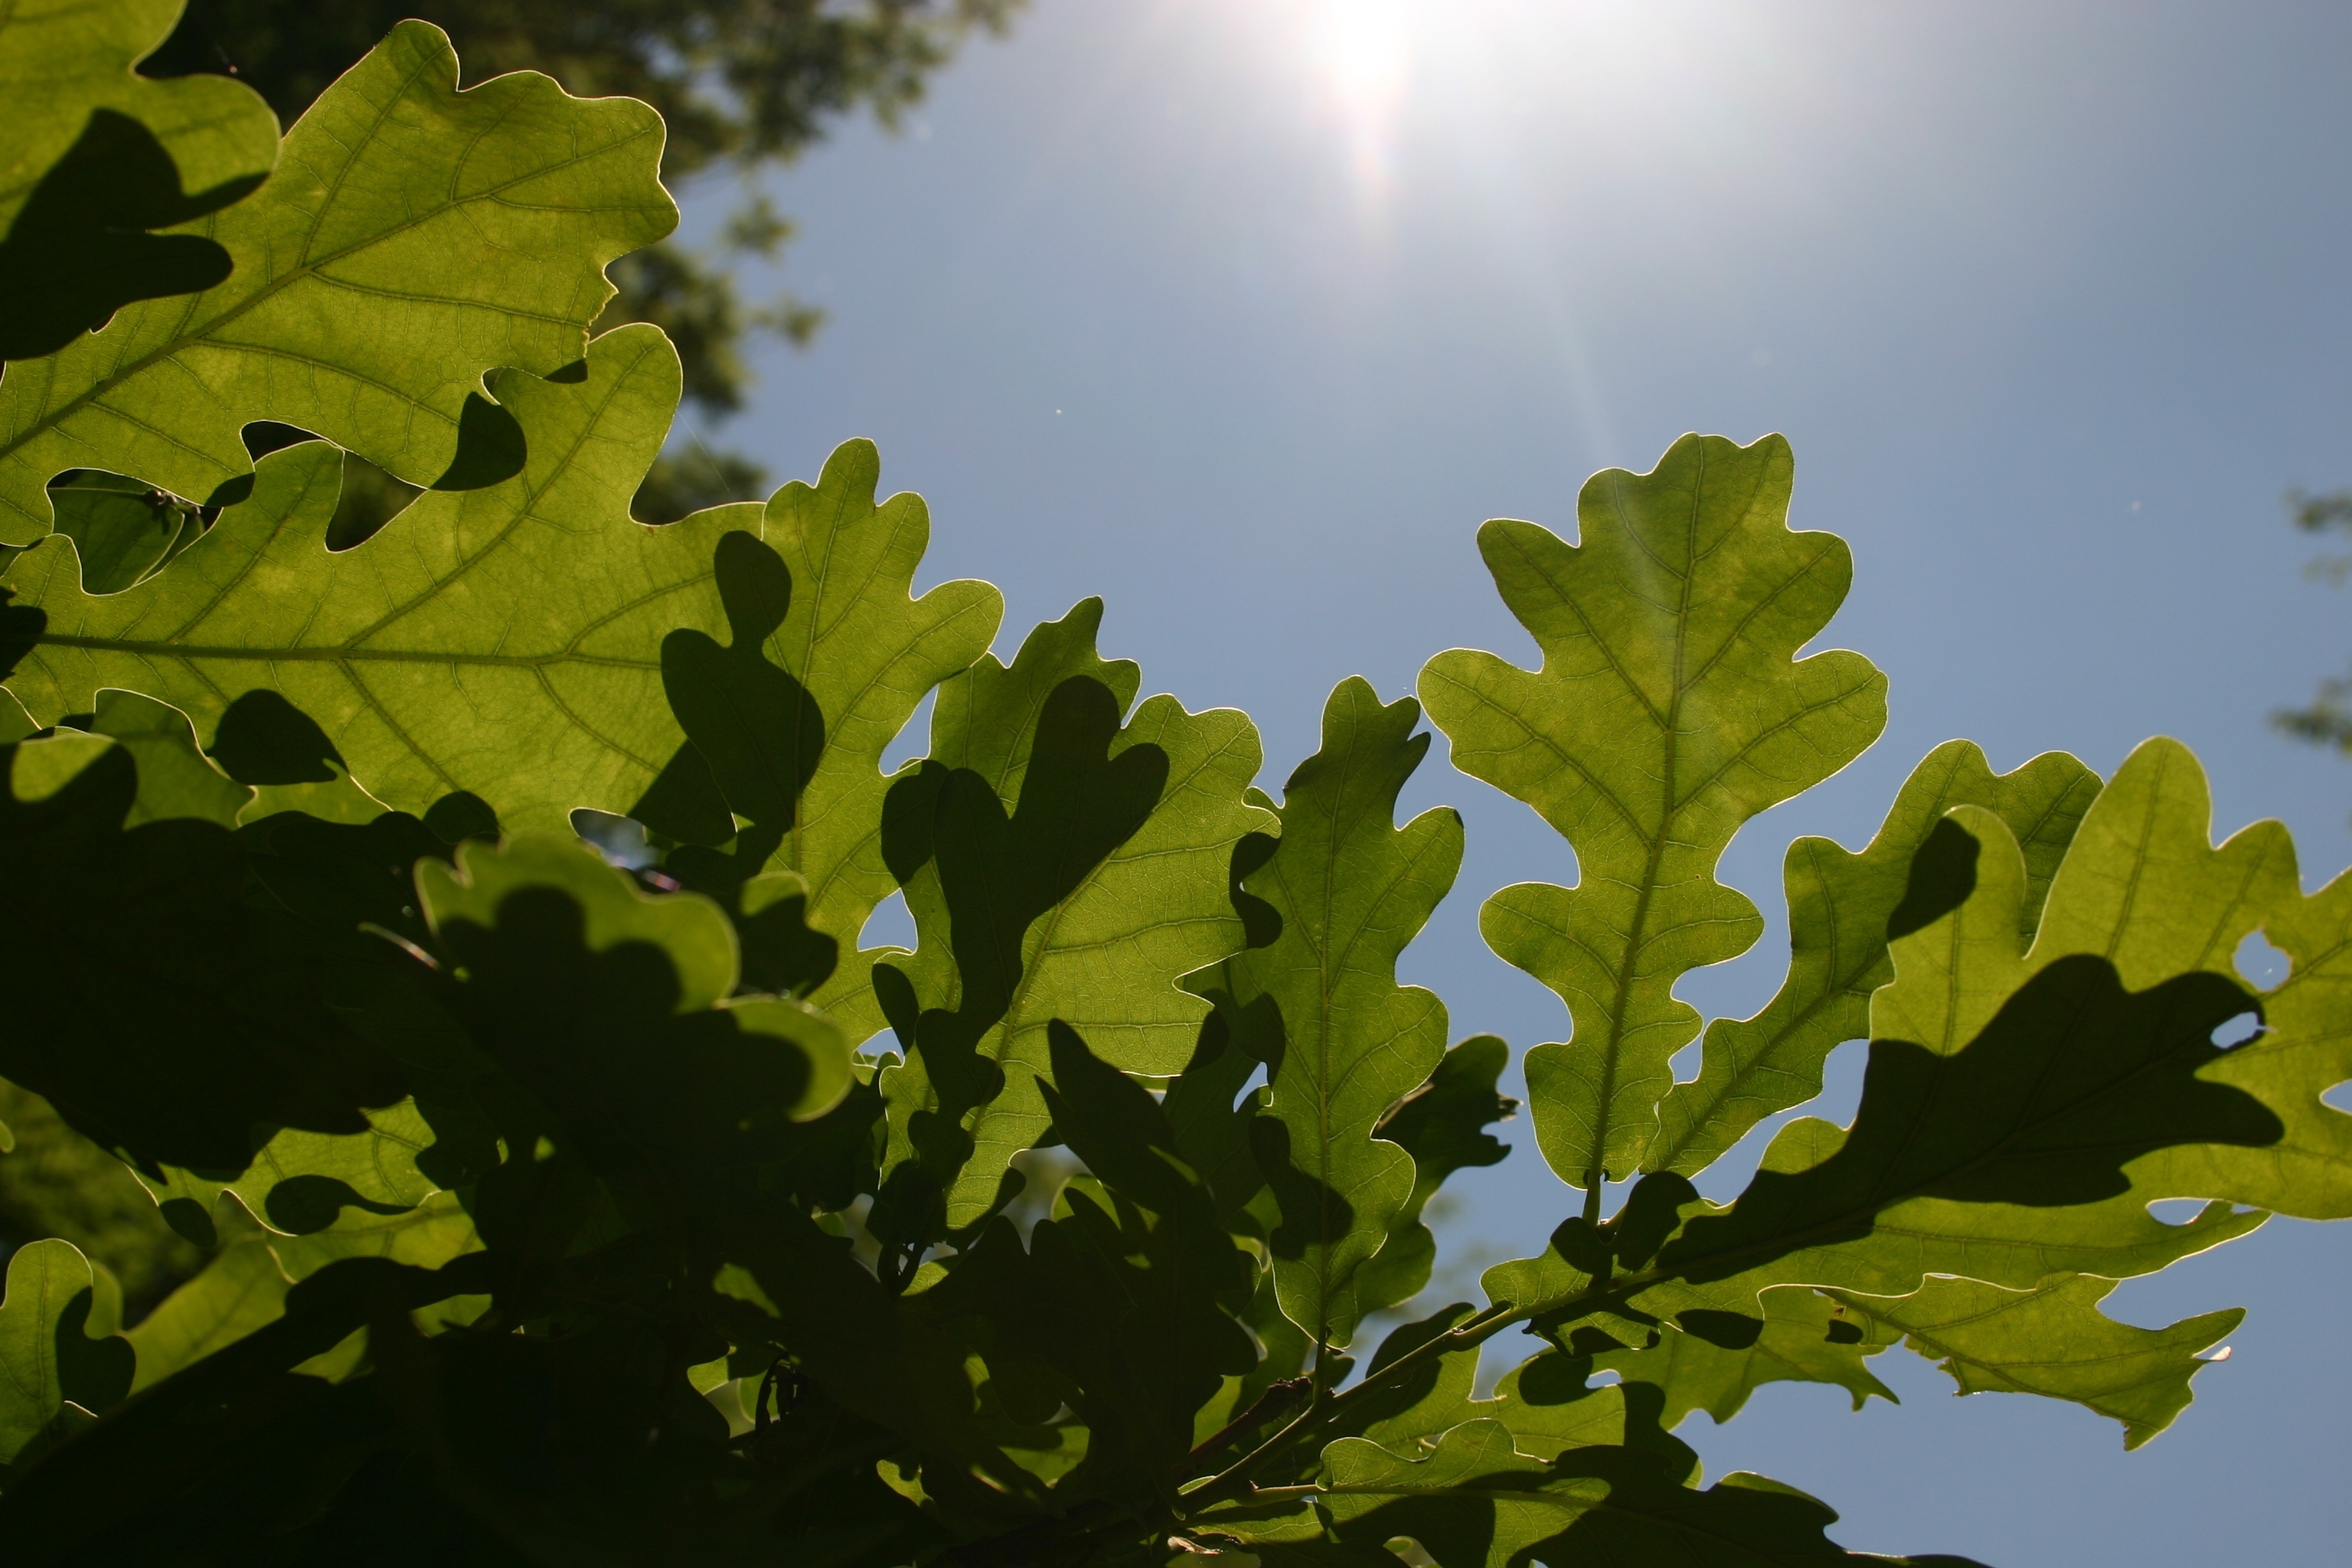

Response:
(692, 4), (2352, 1560)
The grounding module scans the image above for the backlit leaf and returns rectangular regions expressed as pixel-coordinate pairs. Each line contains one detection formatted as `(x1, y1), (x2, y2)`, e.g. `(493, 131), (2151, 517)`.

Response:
(0, 0), (278, 361)
(874, 600), (1271, 1237)
(1315, 1419), (1967, 1568)
(1648, 740), (2099, 1178)
(125, 1191), (483, 1392)
(1591, 1286), (1898, 1430)
(1198, 678), (1465, 1351)
(924, 1021), (1256, 1513)
(641, 437), (1002, 1034)
(6, 330), (701, 827)
(1355, 1034), (1517, 1320)
(0, 18), (674, 543)
(0, 1240), (131, 1468)
(1824, 1272), (2236, 1449)
(1420, 433), (1886, 1200)
(129, 1099), (442, 1246)
(1501, 745), (2352, 1354)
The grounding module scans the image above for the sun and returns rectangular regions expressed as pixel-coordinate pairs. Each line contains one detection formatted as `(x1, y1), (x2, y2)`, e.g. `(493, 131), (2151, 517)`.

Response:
(1298, 1), (1416, 199)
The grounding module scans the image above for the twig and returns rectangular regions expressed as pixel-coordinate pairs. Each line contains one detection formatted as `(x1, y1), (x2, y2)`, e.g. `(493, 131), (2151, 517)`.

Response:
(1185, 1377), (1311, 1468)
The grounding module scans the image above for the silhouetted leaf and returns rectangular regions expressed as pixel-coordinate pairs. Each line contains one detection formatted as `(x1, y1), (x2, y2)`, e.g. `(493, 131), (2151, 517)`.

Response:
(645, 445), (1001, 1031)
(922, 1021), (1257, 1514)
(1356, 1034), (1517, 1320)
(417, 836), (853, 1207)
(1589, 1287), (1898, 1432)
(0, 699), (406, 1172)
(1494, 743), (2352, 1383)
(125, 1191), (484, 1392)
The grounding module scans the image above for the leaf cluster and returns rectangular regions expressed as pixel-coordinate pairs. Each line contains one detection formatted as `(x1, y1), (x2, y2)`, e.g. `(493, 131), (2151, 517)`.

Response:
(3, 10), (2350, 1566)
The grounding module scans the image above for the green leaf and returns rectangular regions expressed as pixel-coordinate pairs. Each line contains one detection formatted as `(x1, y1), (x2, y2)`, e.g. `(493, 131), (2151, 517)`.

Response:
(1327, 1314), (1686, 1471)
(1520, 740), (2352, 1339)
(1355, 1034), (1517, 1318)
(1648, 740), (2099, 1178)
(642, 437), (1002, 1032)
(6, 333), (694, 825)
(0, 691), (34, 744)
(1, 709), (407, 1172)
(0, 0), (278, 361)
(126, 1191), (485, 1393)
(0, 1240), (132, 1468)
(420, 835), (857, 1122)
(422, 833), (740, 1012)
(80, 688), (248, 826)
(1419, 433), (1887, 1200)
(1164, 975), (1277, 1230)
(119, 1237), (284, 1394)
(874, 599), (1272, 1238)
(1315, 1419), (1965, 1568)
(1300, 1419), (1606, 1568)
(1328, 1303), (1484, 1456)
(44, 469), (201, 595)
(419, 835), (854, 1212)
(129, 1099), (442, 1246)
(1824, 1273), (2236, 1449)
(214, 691), (400, 825)
(1590, 1286), (1898, 1431)
(0, 1247), (496, 1557)
(1192, 678), (1463, 1351)
(1470, 1352), (1646, 1462)
(0, 18), (675, 543)
(7, 345), (997, 1037)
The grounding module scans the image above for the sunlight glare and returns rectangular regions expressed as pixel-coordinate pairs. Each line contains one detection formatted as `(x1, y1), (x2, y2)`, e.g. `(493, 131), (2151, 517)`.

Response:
(1300, 0), (1414, 201)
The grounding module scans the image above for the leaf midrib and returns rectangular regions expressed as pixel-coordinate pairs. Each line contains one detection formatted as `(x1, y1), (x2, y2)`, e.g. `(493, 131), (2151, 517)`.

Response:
(1579, 453), (1707, 1205)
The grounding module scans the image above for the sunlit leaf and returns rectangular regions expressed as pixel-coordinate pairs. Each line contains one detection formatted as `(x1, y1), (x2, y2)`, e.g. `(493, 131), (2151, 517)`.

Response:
(125, 1191), (484, 1392)
(0, 18), (674, 543)
(642, 439), (1002, 1035)
(874, 599), (1271, 1238)
(1420, 433), (1886, 1200)
(923, 1021), (1256, 1512)
(0, 0), (278, 362)
(1313, 1419), (1966, 1568)
(1504, 743), (2352, 1365)
(0, 1240), (130, 1469)
(1591, 1286), (1898, 1431)
(1648, 740), (2098, 1178)
(1825, 1272), (2237, 1450)
(1355, 1034), (1517, 1321)
(1190, 678), (1465, 1351)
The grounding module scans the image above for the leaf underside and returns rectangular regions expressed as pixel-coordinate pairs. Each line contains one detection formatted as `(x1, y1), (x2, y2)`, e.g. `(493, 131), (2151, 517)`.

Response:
(1, 20), (2345, 1562)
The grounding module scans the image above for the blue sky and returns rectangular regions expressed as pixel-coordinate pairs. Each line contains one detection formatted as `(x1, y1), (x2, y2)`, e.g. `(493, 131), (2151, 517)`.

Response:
(692, 3), (2352, 1560)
